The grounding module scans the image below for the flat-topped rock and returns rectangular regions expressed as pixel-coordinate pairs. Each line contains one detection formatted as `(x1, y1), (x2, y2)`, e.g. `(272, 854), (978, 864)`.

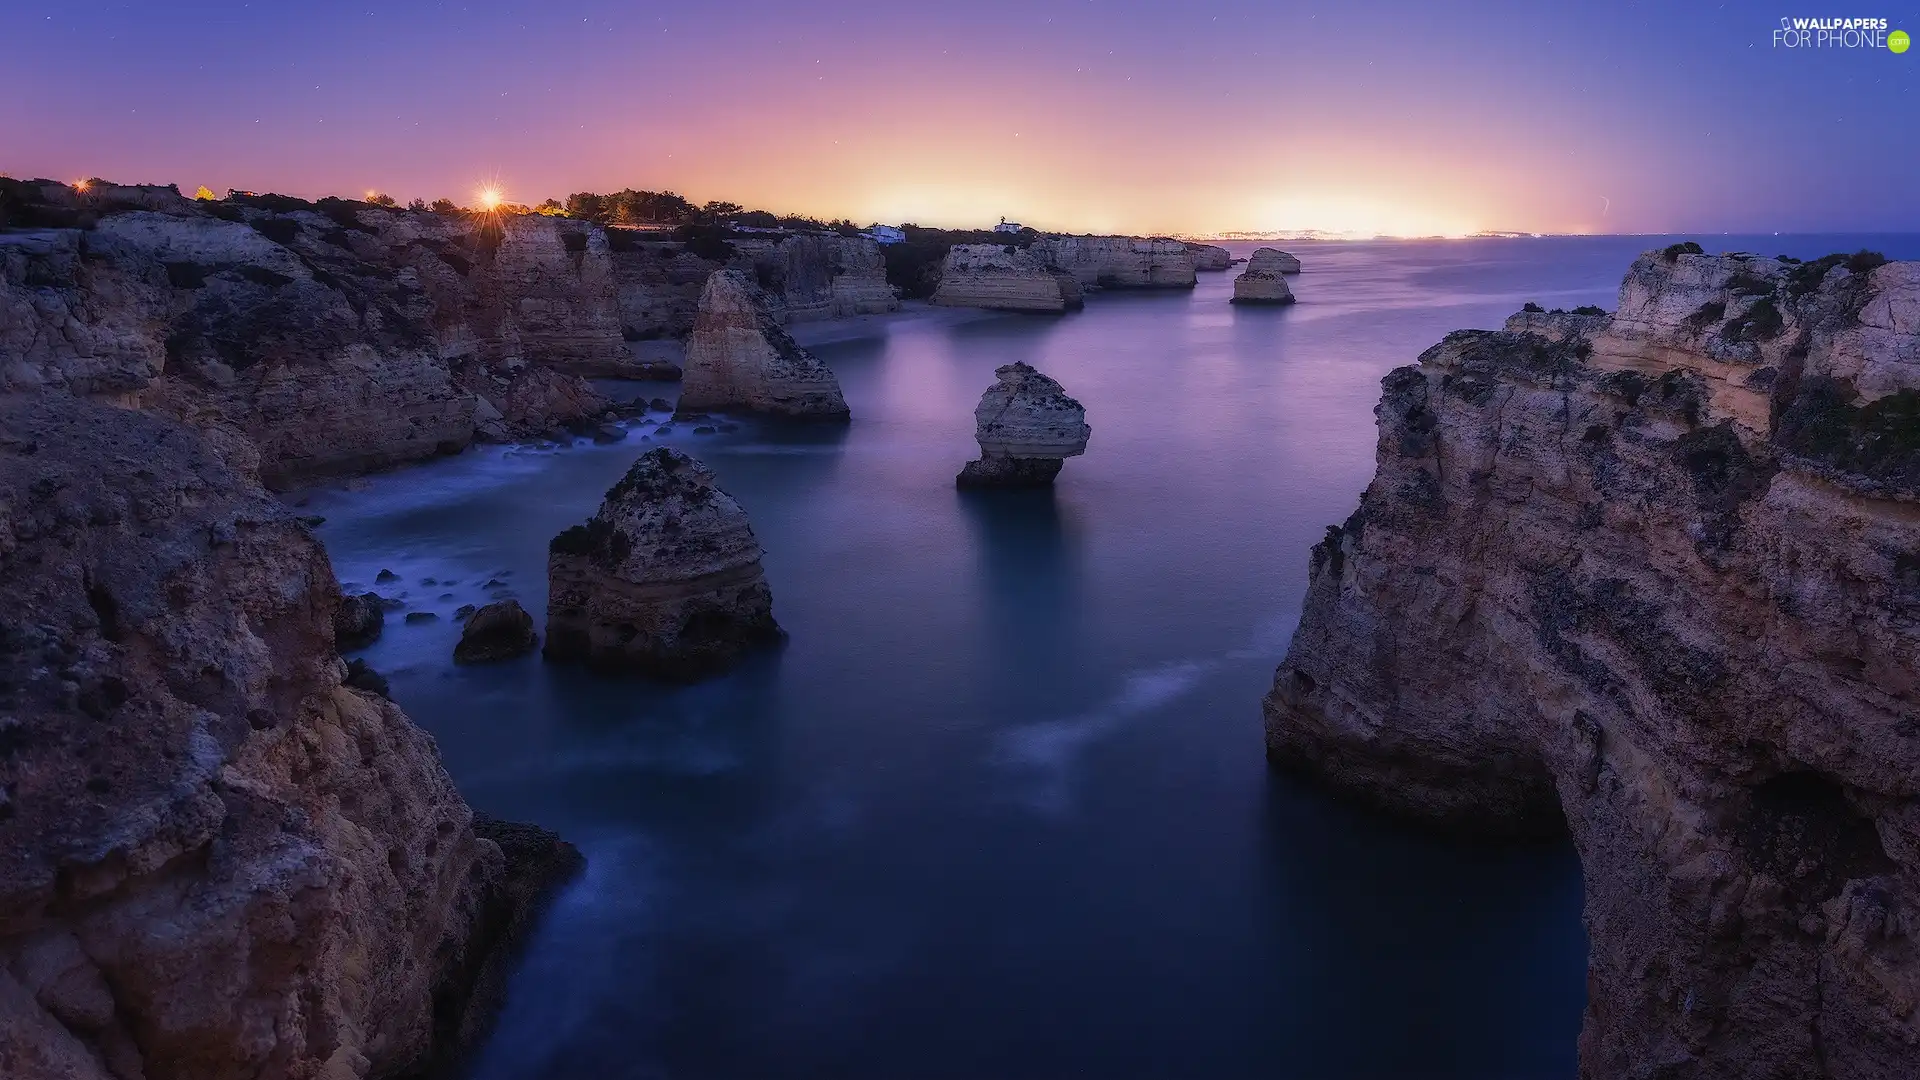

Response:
(956, 362), (1091, 488)
(931, 244), (1083, 312)
(1030, 236), (1196, 289)
(677, 269), (850, 419)
(1232, 248), (1299, 304)
(1185, 243), (1233, 272)
(545, 447), (783, 678)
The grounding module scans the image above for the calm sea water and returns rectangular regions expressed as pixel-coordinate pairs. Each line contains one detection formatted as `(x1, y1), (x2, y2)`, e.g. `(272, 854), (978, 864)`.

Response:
(307, 235), (1917, 1080)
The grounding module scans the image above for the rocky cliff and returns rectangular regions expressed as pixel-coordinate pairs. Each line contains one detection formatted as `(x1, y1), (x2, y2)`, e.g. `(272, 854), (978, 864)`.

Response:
(1264, 248), (1920, 1078)
(0, 393), (579, 1080)
(1029, 235), (1196, 289)
(677, 270), (850, 419)
(1186, 243), (1232, 272)
(0, 182), (632, 488)
(1232, 248), (1297, 305)
(607, 232), (896, 344)
(545, 447), (782, 679)
(957, 361), (1091, 488)
(931, 245), (1083, 312)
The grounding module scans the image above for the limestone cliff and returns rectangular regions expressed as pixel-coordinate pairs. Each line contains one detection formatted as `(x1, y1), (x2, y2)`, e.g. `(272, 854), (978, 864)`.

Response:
(678, 270), (850, 419)
(544, 447), (782, 679)
(1265, 248), (1920, 1078)
(0, 394), (579, 1080)
(1186, 243), (1232, 272)
(608, 232), (897, 344)
(931, 245), (1083, 312)
(0, 186), (629, 487)
(1029, 235), (1196, 289)
(956, 362), (1091, 488)
(1232, 248), (1298, 305)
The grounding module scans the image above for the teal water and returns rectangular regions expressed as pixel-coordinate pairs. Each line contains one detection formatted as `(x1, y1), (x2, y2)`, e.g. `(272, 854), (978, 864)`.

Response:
(306, 235), (1917, 1079)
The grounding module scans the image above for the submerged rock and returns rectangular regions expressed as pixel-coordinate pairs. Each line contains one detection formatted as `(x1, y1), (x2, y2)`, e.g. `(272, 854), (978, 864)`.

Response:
(545, 447), (783, 678)
(1231, 248), (1299, 304)
(334, 589), (386, 649)
(0, 393), (574, 1080)
(676, 269), (849, 420)
(454, 599), (538, 664)
(1263, 249), (1920, 1077)
(931, 245), (1083, 312)
(956, 362), (1091, 488)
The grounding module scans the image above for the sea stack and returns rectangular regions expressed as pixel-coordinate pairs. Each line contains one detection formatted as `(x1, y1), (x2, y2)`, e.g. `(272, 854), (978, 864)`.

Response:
(454, 599), (539, 664)
(545, 447), (783, 678)
(931, 244), (1083, 312)
(956, 362), (1091, 488)
(1185, 242), (1233, 271)
(677, 269), (850, 420)
(1231, 248), (1300, 304)
(1029, 236), (1197, 289)
(1264, 248), (1920, 1077)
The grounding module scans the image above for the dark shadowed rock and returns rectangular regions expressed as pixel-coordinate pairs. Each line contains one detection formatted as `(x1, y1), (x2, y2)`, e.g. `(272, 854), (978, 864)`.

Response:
(454, 599), (539, 664)
(334, 590), (386, 649)
(956, 362), (1091, 488)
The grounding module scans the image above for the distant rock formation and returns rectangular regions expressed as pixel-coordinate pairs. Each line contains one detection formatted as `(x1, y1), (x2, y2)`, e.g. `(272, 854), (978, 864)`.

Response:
(0, 184), (635, 488)
(1029, 235), (1197, 289)
(454, 599), (538, 664)
(1186, 242), (1233, 271)
(677, 269), (850, 419)
(544, 447), (783, 678)
(0, 392), (579, 1080)
(1231, 248), (1299, 305)
(956, 362), (1091, 487)
(758, 234), (898, 321)
(931, 245), (1083, 312)
(608, 231), (897, 343)
(1264, 248), (1920, 1077)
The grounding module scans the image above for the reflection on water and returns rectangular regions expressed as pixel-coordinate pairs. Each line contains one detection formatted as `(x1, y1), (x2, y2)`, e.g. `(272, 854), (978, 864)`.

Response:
(291, 236), (1920, 1079)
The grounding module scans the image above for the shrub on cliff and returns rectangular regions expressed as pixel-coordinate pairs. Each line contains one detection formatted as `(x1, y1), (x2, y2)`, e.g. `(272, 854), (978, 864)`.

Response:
(674, 222), (735, 261)
(1775, 377), (1920, 492)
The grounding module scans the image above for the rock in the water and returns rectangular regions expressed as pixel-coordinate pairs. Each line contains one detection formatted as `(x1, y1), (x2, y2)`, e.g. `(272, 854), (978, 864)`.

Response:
(1029, 235), (1197, 289)
(676, 269), (850, 419)
(956, 362), (1091, 488)
(404, 610), (440, 624)
(1263, 249), (1920, 1077)
(592, 422), (627, 443)
(1186, 242), (1233, 271)
(1231, 248), (1299, 304)
(334, 589), (386, 649)
(344, 657), (392, 698)
(545, 447), (783, 678)
(0, 393), (573, 1080)
(454, 599), (538, 664)
(930, 245), (1083, 312)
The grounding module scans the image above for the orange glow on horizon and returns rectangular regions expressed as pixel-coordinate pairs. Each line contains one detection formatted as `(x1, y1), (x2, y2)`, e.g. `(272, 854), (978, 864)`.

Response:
(476, 186), (503, 211)
(72, 179), (89, 193)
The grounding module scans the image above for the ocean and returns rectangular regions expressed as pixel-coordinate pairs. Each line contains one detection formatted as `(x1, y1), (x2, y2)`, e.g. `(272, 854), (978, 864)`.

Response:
(304, 234), (1919, 1079)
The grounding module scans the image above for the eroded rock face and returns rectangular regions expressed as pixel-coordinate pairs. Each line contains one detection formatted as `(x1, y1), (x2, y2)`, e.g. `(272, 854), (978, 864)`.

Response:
(1231, 248), (1299, 304)
(677, 269), (849, 419)
(930, 245), (1083, 312)
(1029, 235), (1196, 289)
(1186, 243), (1233, 272)
(544, 447), (782, 678)
(606, 231), (897, 343)
(1264, 249), (1920, 1078)
(957, 362), (1090, 488)
(0, 394), (575, 1080)
(0, 192), (631, 488)
(761, 234), (898, 321)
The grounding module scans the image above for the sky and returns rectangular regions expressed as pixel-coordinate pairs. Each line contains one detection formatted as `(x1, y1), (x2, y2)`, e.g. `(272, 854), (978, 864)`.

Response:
(2, 1), (1916, 237)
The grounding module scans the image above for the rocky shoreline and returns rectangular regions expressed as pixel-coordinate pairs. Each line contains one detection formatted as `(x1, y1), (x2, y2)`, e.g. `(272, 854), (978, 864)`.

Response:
(1265, 247), (1920, 1077)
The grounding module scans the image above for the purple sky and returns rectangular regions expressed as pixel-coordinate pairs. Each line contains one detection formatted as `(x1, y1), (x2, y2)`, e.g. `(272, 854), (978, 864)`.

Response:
(3, 1), (1915, 235)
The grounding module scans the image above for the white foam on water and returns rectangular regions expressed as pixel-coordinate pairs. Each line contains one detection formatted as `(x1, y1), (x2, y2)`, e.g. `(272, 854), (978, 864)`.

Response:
(993, 658), (1213, 814)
